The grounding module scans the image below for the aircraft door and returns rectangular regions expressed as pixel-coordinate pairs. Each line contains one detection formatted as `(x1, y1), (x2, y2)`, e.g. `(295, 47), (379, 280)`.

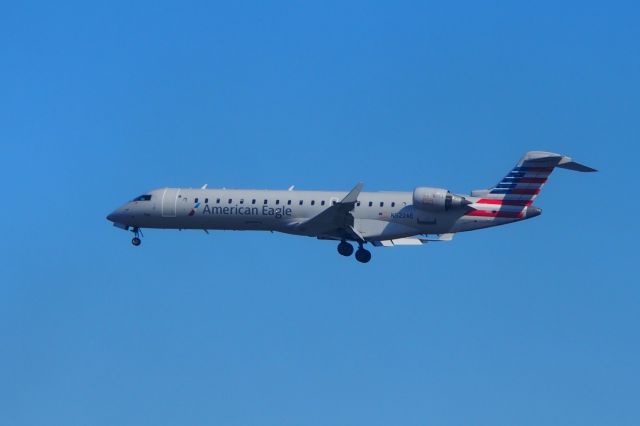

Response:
(161, 188), (180, 217)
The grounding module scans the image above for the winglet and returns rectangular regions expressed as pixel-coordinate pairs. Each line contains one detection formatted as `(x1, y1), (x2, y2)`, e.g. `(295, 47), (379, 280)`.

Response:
(341, 182), (364, 204)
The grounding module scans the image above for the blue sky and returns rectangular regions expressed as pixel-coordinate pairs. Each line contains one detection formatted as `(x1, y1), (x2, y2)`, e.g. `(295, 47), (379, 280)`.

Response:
(1, 1), (638, 425)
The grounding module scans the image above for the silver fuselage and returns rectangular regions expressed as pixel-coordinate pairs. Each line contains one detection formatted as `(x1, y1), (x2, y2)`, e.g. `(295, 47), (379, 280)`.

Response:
(107, 187), (540, 241)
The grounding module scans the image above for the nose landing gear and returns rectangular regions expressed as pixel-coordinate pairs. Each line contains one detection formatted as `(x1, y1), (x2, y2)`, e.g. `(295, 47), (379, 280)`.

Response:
(131, 227), (143, 246)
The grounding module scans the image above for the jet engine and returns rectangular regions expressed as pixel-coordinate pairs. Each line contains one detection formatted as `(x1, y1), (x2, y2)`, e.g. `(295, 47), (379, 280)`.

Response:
(413, 187), (471, 211)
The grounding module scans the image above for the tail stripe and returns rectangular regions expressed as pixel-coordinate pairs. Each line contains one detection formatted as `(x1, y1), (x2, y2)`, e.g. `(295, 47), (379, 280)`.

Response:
(495, 182), (544, 189)
(489, 159), (554, 198)
(501, 177), (547, 184)
(476, 198), (532, 206)
(466, 210), (524, 219)
(490, 188), (541, 195)
(513, 166), (554, 172)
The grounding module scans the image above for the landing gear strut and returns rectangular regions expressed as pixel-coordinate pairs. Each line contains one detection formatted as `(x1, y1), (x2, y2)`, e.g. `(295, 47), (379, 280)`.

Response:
(337, 240), (354, 257)
(131, 227), (143, 246)
(355, 244), (372, 263)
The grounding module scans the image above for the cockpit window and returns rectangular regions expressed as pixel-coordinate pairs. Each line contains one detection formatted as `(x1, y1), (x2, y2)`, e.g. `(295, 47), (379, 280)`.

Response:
(133, 194), (152, 201)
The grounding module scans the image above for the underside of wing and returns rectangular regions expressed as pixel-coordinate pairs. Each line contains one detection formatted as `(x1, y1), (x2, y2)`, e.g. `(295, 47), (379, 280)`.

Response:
(371, 237), (429, 247)
(371, 233), (455, 247)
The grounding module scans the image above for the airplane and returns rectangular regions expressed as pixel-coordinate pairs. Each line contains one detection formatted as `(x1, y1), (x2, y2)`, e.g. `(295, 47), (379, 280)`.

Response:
(107, 151), (596, 263)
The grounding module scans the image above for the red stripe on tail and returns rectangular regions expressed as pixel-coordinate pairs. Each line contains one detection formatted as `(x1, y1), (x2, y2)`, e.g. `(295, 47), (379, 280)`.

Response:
(514, 177), (547, 184)
(465, 210), (524, 218)
(476, 199), (533, 206)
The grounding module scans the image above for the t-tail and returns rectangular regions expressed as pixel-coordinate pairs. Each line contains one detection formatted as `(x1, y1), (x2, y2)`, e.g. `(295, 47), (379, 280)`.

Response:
(469, 151), (597, 219)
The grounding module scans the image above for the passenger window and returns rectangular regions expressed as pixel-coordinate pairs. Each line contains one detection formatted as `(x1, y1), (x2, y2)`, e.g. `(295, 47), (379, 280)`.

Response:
(276, 200), (280, 205)
(332, 201), (337, 206)
(205, 198), (208, 203)
(299, 200), (303, 205)
(240, 199), (244, 204)
(391, 202), (395, 207)
(287, 200), (292, 205)
(216, 198), (220, 204)
(311, 200), (315, 206)
(228, 199), (232, 204)
(321, 200), (325, 206)
(357, 201), (361, 206)
(252, 199), (256, 205)
(368, 201), (373, 207)
(264, 199), (268, 205)
(195, 198), (199, 203)
(380, 202), (384, 207)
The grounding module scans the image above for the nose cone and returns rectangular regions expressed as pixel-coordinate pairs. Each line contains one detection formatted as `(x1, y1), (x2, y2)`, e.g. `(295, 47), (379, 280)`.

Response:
(107, 210), (119, 222)
(107, 206), (128, 223)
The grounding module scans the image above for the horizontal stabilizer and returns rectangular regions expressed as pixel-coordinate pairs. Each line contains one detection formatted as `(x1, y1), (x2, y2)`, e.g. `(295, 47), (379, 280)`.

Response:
(523, 151), (597, 172)
(557, 159), (597, 172)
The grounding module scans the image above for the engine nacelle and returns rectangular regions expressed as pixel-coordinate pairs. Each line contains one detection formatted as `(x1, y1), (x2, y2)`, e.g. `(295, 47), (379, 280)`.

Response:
(413, 187), (471, 211)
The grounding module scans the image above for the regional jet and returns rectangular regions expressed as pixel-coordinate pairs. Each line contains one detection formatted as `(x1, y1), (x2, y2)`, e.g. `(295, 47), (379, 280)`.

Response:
(107, 151), (596, 263)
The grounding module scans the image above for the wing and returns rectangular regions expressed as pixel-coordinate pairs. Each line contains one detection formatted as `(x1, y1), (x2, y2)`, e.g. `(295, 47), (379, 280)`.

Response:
(371, 233), (455, 247)
(296, 183), (365, 242)
(371, 237), (429, 247)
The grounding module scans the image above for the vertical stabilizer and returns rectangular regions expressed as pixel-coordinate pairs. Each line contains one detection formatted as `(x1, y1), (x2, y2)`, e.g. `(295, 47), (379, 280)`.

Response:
(468, 151), (596, 220)
(484, 151), (596, 203)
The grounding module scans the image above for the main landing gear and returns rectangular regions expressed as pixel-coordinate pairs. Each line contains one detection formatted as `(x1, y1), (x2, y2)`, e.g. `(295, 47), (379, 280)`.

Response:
(131, 227), (143, 246)
(337, 240), (354, 256)
(337, 240), (371, 263)
(355, 246), (372, 263)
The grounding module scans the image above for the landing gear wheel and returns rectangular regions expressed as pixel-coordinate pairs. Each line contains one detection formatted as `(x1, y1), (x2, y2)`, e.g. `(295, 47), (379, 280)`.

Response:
(337, 241), (354, 257)
(130, 227), (143, 246)
(355, 247), (372, 263)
